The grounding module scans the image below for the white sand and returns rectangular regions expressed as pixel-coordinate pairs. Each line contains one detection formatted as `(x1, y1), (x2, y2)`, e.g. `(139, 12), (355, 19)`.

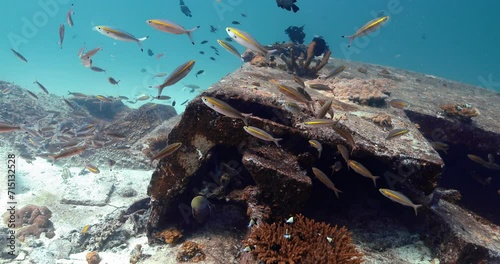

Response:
(0, 147), (155, 263)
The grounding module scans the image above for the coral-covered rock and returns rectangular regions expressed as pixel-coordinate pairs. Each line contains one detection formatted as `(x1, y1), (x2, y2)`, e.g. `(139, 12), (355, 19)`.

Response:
(2, 204), (56, 242)
(423, 201), (500, 263)
(250, 54), (268, 67)
(146, 64), (444, 242)
(440, 103), (479, 122)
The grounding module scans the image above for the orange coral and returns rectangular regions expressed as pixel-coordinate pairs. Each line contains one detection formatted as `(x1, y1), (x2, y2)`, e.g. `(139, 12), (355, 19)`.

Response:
(155, 228), (183, 244)
(86, 251), (101, 264)
(440, 103), (479, 122)
(243, 214), (363, 264)
(176, 241), (206, 262)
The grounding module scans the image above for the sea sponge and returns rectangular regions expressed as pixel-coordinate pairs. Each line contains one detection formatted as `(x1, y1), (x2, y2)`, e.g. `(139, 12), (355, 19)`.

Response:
(243, 214), (363, 264)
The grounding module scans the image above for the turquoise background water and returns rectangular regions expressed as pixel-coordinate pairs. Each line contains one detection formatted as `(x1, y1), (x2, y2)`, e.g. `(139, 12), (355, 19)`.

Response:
(1, 0), (499, 113)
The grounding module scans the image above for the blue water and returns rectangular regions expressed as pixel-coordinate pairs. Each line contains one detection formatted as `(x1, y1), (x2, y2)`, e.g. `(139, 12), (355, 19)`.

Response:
(1, 0), (499, 113)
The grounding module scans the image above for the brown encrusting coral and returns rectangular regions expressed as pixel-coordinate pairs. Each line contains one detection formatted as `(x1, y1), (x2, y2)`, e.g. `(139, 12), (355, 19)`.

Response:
(243, 214), (364, 264)
(2, 204), (56, 242)
(176, 241), (206, 262)
(155, 228), (183, 244)
(86, 251), (101, 264)
(440, 103), (480, 122)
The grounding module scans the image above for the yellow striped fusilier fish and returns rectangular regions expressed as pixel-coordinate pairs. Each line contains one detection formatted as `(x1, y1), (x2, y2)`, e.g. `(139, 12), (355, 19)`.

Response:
(94, 26), (149, 51)
(243, 126), (282, 147)
(226, 27), (275, 57)
(315, 100), (333, 119)
(337, 144), (349, 163)
(202, 96), (252, 125)
(342, 16), (389, 47)
(151, 142), (182, 163)
(347, 159), (379, 187)
(146, 19), (199, 45)
(217, 39), (242, 61)
(303, 118), (336, 128)
(379, 188), (422, 216)
(309, 140), (322, 158)
(324, 65), (346, 80)
(312, 167), (342, 199)
(386, 128), (409, 140)
(153, 60), (196, 98)
(270, 80), (312, 110)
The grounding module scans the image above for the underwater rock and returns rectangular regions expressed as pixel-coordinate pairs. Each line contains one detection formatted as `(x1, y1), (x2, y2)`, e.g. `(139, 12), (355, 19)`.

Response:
(146, 63), (444, 240)
(242, 146), (312, 217)
(71, 97), (130, 121)
(107, 102), (177, 146)
(423, 200), (500, 263)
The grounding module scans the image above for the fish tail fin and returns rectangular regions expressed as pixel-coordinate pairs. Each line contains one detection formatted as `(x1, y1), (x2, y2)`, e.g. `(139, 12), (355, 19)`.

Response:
(156, 86), (164, 99)
(292, 4), (299, 13)
(414, 204), (422, 216)
(274, 138), (283, 148)
(341, 35), (354, 47)
(241, 113), (252, 126)
(187, 26), (200, 45)
(137, 36), (149, 52)
(372, 176), (380, 187)
(334, 188), (342, 199)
